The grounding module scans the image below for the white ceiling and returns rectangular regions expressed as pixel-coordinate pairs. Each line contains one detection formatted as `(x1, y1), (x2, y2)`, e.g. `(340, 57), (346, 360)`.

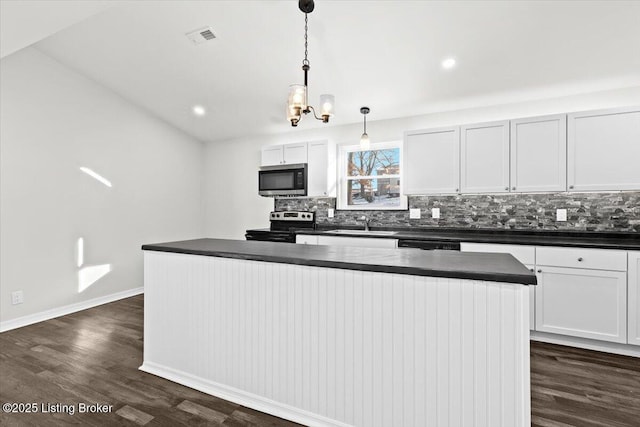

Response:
(2, 0), (640, 143)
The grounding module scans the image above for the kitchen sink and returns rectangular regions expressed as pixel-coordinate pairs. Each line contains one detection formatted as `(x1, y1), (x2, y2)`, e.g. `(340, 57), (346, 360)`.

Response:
(325, 229), (398, 236)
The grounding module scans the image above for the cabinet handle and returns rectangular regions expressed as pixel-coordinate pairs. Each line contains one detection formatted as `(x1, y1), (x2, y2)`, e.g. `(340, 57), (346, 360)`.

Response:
(529, 268), (534, 272)
(577, 257), (583, 262)
(512, 187), (516, 190)
(505, 187), (509, 190)
(537, 269), (542, 273)
(569, 185), (574, 189)
(455, 188), (459, 192)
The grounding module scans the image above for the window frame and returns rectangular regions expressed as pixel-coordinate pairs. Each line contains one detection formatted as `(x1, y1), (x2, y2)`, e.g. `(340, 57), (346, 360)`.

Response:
(336, 140), (408, 211)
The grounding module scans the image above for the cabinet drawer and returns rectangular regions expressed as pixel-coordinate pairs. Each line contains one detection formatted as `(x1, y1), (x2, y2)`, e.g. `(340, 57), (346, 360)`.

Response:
(460, 242), (535, 265)
(536, 247), (627, 271)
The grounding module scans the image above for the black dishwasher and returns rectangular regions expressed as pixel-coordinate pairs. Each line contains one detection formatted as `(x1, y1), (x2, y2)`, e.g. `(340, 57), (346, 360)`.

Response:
(397, 239), (461, 251)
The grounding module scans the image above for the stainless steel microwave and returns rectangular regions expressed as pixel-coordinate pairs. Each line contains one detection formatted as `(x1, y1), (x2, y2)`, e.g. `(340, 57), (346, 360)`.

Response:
(258, 163), (307, 197)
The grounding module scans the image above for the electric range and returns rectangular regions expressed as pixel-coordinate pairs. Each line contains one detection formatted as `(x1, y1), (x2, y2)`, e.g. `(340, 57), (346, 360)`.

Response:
(245, 211), (315, 243)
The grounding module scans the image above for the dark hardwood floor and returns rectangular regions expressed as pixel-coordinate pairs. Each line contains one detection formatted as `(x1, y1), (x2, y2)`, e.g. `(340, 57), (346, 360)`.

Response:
(1, 295), (639, 426)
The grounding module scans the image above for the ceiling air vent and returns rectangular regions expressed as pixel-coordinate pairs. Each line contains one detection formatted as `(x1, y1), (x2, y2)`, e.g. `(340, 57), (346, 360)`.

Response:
(186, 27), (216, 45)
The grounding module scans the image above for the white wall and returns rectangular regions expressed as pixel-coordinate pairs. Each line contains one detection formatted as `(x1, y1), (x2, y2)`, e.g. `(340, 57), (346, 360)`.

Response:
(204, 86), (640, 239)
(0, 48), (204, 325)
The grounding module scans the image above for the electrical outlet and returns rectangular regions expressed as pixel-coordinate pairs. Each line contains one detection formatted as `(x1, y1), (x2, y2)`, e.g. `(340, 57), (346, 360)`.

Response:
(11, 290), (24, 305)
(327, 208), (334, 218)
(409, 208), (421, 219)
(432, 208), (440, 219)
(556, 209), (567, 222)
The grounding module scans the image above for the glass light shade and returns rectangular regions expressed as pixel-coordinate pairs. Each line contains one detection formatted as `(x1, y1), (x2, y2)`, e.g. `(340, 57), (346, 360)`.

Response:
(288, 84), (307, 111)
(319, 94), (335, 117)
(360, 132), (370, 150)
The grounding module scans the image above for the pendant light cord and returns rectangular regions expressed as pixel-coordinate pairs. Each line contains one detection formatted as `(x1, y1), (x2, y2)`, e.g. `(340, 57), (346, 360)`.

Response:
(303, 13), (309, 67)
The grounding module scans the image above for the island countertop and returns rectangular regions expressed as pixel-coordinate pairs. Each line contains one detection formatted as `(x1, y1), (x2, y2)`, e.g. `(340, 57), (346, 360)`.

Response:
(142, 238), (536, 285)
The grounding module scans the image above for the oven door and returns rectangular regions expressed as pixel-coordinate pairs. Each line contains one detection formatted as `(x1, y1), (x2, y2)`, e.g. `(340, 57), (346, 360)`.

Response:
(258, 163), (307, 197)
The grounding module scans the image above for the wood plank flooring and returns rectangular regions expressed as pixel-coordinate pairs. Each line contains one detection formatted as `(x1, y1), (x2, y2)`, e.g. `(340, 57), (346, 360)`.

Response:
(1, 295), (639, 426)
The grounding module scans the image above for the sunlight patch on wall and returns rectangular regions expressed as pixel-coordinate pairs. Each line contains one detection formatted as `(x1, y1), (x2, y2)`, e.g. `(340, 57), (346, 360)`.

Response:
(76, 237), (84, 267)
(78, 264), (111, 293)
(79, 166), (112, 187)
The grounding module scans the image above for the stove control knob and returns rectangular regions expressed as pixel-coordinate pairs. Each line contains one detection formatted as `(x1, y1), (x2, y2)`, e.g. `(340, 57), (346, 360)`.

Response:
(271, 213), (275, 218)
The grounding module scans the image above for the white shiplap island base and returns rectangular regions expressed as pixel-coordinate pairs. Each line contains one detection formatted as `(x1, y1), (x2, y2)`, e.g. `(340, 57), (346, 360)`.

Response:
(141, 239), (535, 427)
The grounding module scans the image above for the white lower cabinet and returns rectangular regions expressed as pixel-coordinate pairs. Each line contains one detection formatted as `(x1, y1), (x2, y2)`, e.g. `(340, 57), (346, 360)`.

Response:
(535, 266), (627, 343)
(296, 234), (398, 249)
(628, 251), (640, 346)
(295, 234), (318, 245)
(316, 235), (398, 248)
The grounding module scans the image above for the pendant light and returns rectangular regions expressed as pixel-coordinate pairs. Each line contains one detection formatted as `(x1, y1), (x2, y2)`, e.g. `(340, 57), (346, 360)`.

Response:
(287, 0), (335, 127)
(360, 107), (370, 150)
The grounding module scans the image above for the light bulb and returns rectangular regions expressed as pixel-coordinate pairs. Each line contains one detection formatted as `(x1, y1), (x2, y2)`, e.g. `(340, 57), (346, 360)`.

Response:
(319, 94), (335, 117)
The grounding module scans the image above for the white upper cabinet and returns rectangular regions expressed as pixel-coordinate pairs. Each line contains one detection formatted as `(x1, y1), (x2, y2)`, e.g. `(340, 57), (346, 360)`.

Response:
(261, 145), (284, 166)
(261, 142), (308, 166)
(261, 140), (335, 197)
(460, 120), (510, 193)
(404, 127), (460, 194)
(510, 114), (567, 193)
(307, 140), (336, 197)
(567, 107), (640, 191)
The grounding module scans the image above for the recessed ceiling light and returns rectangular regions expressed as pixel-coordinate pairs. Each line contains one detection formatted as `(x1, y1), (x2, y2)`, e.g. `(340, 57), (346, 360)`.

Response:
(442, 57), (456, 69)
(192, 105), (206, 116)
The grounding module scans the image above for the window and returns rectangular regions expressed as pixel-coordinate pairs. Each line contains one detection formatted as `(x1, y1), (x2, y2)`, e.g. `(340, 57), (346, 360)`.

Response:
(337, 141), (408, 210)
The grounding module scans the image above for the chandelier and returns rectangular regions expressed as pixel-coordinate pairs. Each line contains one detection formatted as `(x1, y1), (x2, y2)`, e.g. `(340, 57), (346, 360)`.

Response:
(287, 0), (335, 127)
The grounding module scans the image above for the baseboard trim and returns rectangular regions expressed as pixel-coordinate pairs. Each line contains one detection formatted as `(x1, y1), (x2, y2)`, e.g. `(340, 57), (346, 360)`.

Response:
(531, 331), (640, 357)
(139, 361), (352, 427)
(0, 287), (144, 333)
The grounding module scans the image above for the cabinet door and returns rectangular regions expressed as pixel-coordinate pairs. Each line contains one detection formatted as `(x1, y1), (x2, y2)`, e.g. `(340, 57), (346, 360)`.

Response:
(261, 145), (284, 166)
(510, 114), (567, 192)
(567, 107), (640, 191)
(525, 264), (535, 331)
(296, 234), (319, 245)
(628, 251), (640, 346)
(316, 236), (398, 248)
(307, 140), (336, 197)
(283, 142), (308, 164)
(404, 127), (460, 194)
(460, 120), (510, 193)
(535, 266), (627, 343)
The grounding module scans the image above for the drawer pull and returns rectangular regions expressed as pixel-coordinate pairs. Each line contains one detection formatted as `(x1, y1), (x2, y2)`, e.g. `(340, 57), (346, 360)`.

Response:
(530, 268), (534, 272)
(537, 269), (542, 273)
(577, 257), (583, 262)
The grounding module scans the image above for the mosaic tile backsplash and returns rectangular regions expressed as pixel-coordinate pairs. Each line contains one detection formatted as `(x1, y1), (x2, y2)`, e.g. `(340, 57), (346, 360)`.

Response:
(275, 192), (640, 232)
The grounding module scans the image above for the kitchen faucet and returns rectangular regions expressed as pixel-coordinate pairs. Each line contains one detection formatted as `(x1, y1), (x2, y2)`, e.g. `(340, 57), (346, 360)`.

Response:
(359, 216), (371, 231)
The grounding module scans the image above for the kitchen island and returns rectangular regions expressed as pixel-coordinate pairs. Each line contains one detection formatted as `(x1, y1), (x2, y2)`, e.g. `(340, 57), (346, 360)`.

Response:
(141, 238), (536, 427)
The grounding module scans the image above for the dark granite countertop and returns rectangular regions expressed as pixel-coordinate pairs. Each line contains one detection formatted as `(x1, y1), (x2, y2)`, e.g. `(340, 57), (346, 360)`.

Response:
(280, 227), (640, 250)
(142, 238), (536, 285)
